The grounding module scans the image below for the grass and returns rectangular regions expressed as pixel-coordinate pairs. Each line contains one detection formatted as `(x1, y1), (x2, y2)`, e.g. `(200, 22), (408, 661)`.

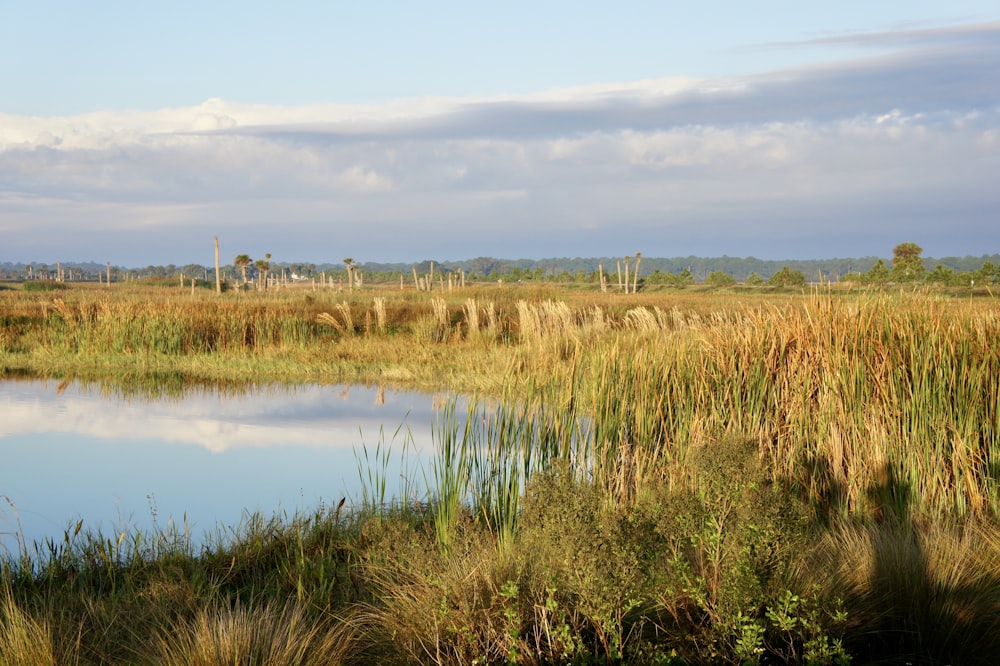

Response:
(2, 281), (999, 663)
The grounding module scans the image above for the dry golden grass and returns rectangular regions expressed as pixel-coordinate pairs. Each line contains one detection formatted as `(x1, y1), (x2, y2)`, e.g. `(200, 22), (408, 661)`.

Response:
(803, 517), (1000, 661)
(147, 601), (356, 666)
(0, 590), (63, 666)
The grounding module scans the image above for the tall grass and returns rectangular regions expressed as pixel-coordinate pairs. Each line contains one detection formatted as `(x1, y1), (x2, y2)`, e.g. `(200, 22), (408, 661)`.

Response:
(0, 588), (64, 666)
(546, 292), (1000, 520)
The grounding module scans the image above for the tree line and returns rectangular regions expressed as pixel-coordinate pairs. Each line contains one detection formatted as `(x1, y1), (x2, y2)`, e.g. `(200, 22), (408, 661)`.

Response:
(2, 244), (997, 288)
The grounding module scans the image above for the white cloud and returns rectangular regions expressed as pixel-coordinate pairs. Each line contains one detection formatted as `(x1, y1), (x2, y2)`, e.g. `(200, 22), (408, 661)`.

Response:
(338, 165), (395, 192)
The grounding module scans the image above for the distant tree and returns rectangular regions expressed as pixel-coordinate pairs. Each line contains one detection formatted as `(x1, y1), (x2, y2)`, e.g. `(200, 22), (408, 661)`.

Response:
(864, 259), (890, 285)
(892, 242), (925, 282)
(744, 272), (765, 286)
(768, 267), (806, 288)
(234, 254), (252, 284)
(255, 253), (271, 290)
(975, 260), (998, 285)
(343, 258), (355, 289)
(671, 267), (694, 287)
(950, 271), (977, 287)
(926, 264), (954, 285)
(893, 241), (923, 264)
(705, 270), (737, 287)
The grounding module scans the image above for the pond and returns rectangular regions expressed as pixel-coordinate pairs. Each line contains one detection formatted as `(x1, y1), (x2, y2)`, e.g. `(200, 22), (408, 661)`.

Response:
(0, 378), (446, 553)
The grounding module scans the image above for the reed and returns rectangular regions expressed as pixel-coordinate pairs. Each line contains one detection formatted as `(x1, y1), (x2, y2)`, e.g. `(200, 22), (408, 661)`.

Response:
(462, 297), (480, 341)
(431, 296), (449, 332)
(554, 291), (1000, 520)
(484, 300), (499, 341)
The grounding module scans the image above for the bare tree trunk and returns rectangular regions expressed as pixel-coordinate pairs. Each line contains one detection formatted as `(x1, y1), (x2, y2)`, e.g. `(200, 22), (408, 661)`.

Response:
(106, 262), (111, 287)
(617, 261), (623, 292)
(633, 255), (641, 294)
(624, 257), (631, 295)
(214, 237), (222, 294)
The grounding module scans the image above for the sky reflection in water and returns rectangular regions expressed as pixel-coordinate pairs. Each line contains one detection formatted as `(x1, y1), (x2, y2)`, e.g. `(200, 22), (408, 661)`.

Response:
(0, 379), (444, 551)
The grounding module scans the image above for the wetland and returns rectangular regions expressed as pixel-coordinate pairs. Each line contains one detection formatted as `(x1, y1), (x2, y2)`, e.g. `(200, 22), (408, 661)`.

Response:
(1, 280), (999, 664)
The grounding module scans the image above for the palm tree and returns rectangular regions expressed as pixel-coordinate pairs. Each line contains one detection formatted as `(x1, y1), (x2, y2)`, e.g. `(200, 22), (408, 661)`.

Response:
(234, 254), (252, 285)
(255, 253), (271, 291)
(892, 242), (924, 281)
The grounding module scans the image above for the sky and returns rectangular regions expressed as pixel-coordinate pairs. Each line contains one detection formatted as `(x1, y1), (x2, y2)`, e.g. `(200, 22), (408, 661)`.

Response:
(1, 1), (998, 266)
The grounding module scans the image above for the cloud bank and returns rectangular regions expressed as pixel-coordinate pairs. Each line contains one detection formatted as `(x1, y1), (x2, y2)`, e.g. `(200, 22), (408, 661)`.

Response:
(1, 22), (997, 264)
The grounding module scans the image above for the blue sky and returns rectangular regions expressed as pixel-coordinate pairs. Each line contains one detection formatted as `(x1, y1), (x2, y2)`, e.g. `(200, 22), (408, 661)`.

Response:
(1, 2), (998, 265)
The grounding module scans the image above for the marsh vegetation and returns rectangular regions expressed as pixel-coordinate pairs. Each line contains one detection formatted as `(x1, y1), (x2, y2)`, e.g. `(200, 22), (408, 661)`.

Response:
(1, 280), (998, 664)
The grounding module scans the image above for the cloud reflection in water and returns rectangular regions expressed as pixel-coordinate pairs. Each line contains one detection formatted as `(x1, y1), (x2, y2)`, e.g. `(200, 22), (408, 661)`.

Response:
(0, 379), (442, 550)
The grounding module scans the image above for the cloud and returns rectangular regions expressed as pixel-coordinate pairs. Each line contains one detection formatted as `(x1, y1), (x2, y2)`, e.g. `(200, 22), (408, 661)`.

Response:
(0, 22), (997, 263)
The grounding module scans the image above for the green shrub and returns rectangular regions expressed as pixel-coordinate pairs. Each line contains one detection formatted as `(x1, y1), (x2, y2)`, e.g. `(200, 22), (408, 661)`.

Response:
(21, 280), (68, 292)
(705, 271), (737, 287)
(637, 436), (848, 664)
(767, 267), (807, 288)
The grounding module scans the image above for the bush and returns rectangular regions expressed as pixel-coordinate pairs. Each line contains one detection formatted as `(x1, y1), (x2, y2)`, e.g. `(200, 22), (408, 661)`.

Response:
(21, 280), (68, 292)
(768, 267), (807, 288)
(705, 270), (737, 287)
(636, 436), (849, 663)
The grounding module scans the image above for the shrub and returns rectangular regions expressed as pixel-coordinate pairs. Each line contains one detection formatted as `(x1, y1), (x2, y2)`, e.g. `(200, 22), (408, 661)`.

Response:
(705, 270), (737, 287)
(767, 267), (807, 288)
(21, 280), (68, 292)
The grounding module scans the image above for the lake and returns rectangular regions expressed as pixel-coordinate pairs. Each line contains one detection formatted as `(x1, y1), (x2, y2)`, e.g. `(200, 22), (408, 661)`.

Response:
(0, 378), (447, 553)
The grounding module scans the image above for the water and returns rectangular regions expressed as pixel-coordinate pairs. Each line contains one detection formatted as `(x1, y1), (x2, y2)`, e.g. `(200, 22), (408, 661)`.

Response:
(0, 378), (445, 552)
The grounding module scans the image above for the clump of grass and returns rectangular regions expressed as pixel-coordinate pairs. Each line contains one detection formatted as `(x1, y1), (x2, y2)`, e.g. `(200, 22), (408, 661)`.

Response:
(484, 300), (499, 341)
(431, 297), (450, 339)
(147, 600), (356, 666)
(0, 588), (64, 666)
(356, 516), (523, 665)
(805, 517), (1000, 664)
(334, 301), (355, 336)
(462, 298), (480, 342)
(622, 306), (658, 331)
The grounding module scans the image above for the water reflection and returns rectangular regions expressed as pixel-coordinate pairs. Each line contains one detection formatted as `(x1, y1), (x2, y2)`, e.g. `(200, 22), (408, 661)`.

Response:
(0, 378), (444, 552)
